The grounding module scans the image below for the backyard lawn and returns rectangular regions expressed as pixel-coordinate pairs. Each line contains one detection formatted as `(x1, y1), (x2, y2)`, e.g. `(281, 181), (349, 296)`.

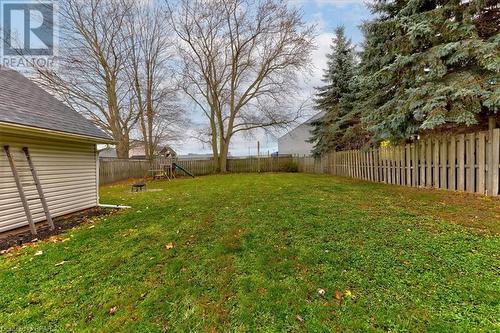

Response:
(0, 173), (499, 332)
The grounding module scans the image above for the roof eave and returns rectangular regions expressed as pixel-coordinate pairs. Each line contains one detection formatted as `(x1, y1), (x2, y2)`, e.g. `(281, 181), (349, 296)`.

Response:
(278, 111), (325, 140)
(0, 122), (114, 144)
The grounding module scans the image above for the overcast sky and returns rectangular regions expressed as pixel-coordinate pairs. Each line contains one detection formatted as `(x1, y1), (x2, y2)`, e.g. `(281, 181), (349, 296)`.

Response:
(176, 0), (373, 156)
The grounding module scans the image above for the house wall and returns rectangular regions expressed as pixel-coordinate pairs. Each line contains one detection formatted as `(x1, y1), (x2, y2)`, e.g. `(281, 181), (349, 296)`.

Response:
(278, 122), (315, 156)
(0, 132), (98, 232)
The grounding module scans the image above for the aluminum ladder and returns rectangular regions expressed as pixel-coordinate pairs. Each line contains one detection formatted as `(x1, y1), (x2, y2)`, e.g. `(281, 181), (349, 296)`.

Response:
(3, 146), (54, 235)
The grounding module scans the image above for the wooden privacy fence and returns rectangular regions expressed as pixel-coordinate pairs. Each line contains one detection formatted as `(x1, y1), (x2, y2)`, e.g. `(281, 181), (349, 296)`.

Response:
(176, 157), (293, 175)
(99, 156), (295, 184)
(295, 129), (500, 196)
(98, 129), (499, 196)
(99, 159), (150, 184)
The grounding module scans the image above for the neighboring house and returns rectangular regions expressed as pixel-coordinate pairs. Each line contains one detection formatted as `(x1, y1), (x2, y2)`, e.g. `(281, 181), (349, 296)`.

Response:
(178, 153), (214, 160)
(128, 143), (151, 159)
(129, 143), (177, 159)
(177, 153), (235, 160)
(278, 112), (324, 156)
(98, 147), (117, 159)
(0, 68), (112, 233)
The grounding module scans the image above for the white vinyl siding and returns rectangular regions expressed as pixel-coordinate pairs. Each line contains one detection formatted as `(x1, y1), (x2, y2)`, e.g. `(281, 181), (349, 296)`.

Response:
(278, 122), (315, 156)
(0, 133), (98, 232)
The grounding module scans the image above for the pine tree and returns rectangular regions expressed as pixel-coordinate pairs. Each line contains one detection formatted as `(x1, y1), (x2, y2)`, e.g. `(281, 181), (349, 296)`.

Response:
(309, 26), (359, 156)
(359, 0), (500, 142)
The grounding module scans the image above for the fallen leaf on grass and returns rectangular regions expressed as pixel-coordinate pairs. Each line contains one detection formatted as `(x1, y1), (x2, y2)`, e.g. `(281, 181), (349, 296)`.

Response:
(50, 237), (62, 243)
(345, 290), (352, 297)
(317, 288), (325, 297)
(166, 242), (174, 250)
(335, 290), (343, 302)
(1, 247), (14, 255)
(296, 315), (304, 322)
(34, 250), (43, 256)
(55, 261), (67, 267)
(109, 306), (118, 315)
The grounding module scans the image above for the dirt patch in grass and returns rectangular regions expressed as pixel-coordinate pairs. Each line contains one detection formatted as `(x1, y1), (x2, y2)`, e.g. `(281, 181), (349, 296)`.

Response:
(0, 207), (116, 252)
(387, 186), (500, 234)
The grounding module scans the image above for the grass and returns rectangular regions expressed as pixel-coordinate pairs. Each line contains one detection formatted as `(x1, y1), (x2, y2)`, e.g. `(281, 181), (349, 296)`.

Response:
(0, 173), (499, 332)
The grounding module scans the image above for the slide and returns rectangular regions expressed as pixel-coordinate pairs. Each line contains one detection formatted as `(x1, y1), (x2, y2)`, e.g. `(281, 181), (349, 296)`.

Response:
(173, 162), (195, 178)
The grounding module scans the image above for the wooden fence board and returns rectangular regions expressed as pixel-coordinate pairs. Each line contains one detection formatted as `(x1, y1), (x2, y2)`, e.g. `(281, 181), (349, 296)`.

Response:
(419, 140), (426, 187)
(426, 138), (432, 187)
(457, 134), (465, 191)
(411, 143), (417, 187)
(466, 133), (475, 193)
(440, 139), (447, 190)
(491, 129), (500, 196)
(383, 149), (387, 183)
(449, 138), (456, 191)
(405, 145), (410, 186)
(433, 138), (440, 188)
(395, 147), (400, 185)
(477, 133), (486, 194)
(391, 147), (396, 184)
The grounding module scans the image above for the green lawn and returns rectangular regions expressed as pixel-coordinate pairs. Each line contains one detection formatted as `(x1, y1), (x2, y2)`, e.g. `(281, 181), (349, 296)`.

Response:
(1, 173), (499, 332)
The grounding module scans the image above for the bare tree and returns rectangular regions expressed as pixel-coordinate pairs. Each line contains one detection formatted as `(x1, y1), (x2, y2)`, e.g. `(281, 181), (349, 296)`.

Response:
(127, 3), (185, 160)
(34, 0), (137, 158)
(169, 0), (315, 172)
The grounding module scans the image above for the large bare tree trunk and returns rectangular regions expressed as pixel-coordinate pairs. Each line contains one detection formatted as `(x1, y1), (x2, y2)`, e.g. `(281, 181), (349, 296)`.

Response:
(115, 134), (130, 159)
(219, 142), (229, 173)
(171, 0), (314, 173)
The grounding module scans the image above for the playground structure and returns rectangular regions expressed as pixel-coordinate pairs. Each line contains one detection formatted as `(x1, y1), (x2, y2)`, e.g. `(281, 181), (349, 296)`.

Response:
(148, 154), (195, 180)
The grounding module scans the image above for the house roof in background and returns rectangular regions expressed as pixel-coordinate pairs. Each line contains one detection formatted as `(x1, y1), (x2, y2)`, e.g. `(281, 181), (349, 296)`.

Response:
(0, 67), (112, 142)
(98, 147), (117, 158)
(279, 111), (325, 140)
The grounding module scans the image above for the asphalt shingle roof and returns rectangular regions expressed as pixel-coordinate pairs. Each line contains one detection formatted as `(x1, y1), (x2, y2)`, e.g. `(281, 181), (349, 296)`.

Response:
(0, 68), (112, 141)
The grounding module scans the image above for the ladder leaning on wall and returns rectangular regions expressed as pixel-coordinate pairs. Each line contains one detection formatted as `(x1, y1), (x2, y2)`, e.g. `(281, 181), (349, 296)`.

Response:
(3, 146), (54, 235)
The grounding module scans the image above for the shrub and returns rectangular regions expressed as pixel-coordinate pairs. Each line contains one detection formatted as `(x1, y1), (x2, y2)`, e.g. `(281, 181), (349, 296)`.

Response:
(281, 161), (299, 173)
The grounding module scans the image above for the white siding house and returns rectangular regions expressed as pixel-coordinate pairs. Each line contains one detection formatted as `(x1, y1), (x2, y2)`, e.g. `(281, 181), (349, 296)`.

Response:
(0, 68), (112, 233)
(278, 112), (324, 156)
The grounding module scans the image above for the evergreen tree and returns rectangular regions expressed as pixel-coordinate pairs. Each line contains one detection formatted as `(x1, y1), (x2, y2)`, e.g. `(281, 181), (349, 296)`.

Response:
(358, 0), (500, 142)
(309, 26), (359, 156)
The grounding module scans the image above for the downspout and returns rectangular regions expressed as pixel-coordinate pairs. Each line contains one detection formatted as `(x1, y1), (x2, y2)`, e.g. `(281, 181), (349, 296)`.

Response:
(99, 204), (131, 209)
